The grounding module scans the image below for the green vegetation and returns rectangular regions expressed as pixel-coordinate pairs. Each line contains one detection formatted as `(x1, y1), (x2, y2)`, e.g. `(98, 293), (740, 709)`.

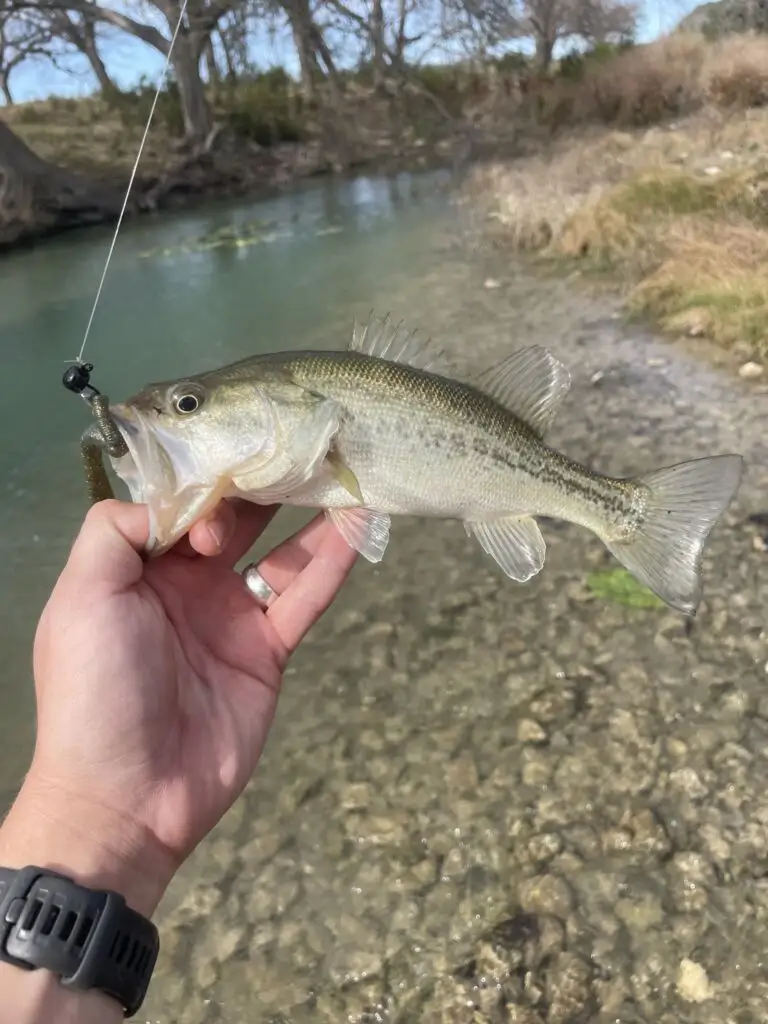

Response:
(586, 568), (666, 610)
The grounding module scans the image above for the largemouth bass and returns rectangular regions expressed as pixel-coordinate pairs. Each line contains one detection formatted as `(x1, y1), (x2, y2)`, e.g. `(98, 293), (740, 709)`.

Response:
(102, 314), (743, 614)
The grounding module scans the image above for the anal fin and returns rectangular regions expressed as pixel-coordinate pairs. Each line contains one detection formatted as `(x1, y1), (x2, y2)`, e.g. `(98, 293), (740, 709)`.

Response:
(326, 507), (391, 562)
(466, 515), (546, 582)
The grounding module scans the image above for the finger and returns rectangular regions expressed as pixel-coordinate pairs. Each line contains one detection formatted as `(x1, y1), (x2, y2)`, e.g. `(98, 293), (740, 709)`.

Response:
(213, 500), (281, 568)
(66, 499), (149, 593)
(186, 500), (238, 558)
(266, 520), (358, 652)
(247, 512), (336, 595)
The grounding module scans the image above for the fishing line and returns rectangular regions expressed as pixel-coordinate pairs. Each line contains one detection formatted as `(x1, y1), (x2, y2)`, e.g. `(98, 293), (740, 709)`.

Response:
(75, 0), (191, 366)
(62, 0), (191, 459)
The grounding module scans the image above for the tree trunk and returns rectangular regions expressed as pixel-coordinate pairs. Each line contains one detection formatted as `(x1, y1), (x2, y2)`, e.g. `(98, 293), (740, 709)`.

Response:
(283, 0), (342, 102)
(202, 36), (219, 84)
(0, 119), (129, 249)
(535, 33), (554, 70)
(80, 21), (116, 93)
(171, 33), (212, 145)
(0, 73), (12, 106)
(311, 25), (342, 98)
(289, 18), (321, 99)
(369, 0), (388, 92)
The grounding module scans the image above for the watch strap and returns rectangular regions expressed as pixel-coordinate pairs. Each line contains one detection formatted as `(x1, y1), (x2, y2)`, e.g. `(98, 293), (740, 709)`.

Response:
(0, 865), (159, 1018)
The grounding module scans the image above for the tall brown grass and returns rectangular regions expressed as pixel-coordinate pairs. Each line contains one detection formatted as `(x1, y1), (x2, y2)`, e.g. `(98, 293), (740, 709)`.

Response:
(468, 32), (768, 362)
(515, 32), (768, 131)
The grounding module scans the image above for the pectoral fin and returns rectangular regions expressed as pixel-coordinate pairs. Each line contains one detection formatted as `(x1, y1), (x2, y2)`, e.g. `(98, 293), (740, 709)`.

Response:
(326, 449), (364, 503)
(465, 516), (546, 582)
(326, 507), (391, 562)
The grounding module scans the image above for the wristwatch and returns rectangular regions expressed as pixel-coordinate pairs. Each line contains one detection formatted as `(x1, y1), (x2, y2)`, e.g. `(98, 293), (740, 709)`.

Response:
(0, 865), (159, 1018)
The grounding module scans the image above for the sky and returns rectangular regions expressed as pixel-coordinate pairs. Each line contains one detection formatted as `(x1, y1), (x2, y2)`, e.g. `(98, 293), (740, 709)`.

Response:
(4, 0), (706, 105)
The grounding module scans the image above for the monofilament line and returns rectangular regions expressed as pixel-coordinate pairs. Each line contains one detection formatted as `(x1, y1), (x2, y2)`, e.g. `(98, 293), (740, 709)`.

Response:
(75, 0), (191, 365)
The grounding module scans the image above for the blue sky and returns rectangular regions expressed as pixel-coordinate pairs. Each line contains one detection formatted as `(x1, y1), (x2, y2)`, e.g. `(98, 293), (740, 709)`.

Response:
(5, 0), (704, 104)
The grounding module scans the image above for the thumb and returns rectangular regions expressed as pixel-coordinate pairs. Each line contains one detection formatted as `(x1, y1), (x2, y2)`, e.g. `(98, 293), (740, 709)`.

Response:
(66, 499), (150, 595)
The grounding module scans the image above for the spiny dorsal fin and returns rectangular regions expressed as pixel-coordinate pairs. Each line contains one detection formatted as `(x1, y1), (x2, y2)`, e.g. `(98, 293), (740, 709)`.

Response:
(472, 346), (571, 437)
(349, 312), (455, 376)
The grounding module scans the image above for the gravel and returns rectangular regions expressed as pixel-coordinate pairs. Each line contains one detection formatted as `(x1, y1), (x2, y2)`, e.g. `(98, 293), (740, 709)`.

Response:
(139, 220), (768, 1024)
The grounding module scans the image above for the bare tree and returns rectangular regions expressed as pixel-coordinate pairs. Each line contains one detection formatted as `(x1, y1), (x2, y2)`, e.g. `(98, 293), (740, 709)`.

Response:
(0, 10), (58, 104)
(323, 0), (428, 90)
(3, 0), (247, 143)
(50, 10), (116, 93)
(279, 0), (342, 98)
(447, 0), (637, 69)
(570, 0), (637, 44)
(0, 4), (117, 98)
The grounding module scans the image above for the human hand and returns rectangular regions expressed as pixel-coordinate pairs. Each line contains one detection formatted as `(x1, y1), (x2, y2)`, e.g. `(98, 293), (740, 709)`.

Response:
(0, 498), (358, 918)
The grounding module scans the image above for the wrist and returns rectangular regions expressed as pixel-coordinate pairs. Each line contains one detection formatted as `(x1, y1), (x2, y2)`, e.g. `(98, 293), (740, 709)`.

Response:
(0, 777), (174, 920)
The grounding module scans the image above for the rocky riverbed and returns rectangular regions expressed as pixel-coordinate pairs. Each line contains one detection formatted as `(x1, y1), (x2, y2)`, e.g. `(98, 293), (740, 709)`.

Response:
(139, 228), (768, 1024)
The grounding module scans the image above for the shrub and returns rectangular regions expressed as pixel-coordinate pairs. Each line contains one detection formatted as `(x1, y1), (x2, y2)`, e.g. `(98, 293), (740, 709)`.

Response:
(218, 71), (305, 146)
(704, 32), (768, 108)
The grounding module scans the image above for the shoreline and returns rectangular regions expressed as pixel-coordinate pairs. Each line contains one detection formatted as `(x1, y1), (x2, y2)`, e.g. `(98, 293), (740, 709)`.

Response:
(0, 137), (469, 256)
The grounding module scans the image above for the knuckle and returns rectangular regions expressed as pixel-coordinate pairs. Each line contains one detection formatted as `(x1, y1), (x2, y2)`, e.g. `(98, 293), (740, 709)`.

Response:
(84, 498), (120, 526)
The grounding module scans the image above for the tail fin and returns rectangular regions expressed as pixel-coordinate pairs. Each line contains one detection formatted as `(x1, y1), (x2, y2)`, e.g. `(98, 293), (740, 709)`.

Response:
(604, 454), (743, 615)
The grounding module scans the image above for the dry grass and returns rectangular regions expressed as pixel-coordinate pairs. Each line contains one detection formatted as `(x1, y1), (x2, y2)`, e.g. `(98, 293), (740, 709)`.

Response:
(466, 32), (768, 362)
(3, 95), (175, 176)
(630, 222), (768, 352)
(1, 76), (461, 179)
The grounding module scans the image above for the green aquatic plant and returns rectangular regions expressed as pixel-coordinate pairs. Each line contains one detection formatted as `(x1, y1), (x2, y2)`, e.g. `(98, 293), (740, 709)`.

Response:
(586, 567), (666, 609)
(137, 220), (298, 260)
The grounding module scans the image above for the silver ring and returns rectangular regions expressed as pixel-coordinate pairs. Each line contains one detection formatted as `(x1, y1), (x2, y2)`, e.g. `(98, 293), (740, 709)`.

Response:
(242, 563), (278, 607)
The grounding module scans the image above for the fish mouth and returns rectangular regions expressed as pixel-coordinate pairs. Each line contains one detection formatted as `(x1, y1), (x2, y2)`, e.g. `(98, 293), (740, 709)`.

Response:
(108, 404), (221, 556)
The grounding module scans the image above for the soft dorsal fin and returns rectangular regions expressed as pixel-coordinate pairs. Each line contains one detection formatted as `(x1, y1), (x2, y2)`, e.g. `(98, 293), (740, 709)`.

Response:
(349, 312), (455, 375)
(472, 345), (571, 436)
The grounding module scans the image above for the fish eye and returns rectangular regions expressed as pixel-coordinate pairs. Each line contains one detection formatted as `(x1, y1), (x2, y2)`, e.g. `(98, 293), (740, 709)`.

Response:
(169, 383), (205, 416)
(175, 394), (199, 414)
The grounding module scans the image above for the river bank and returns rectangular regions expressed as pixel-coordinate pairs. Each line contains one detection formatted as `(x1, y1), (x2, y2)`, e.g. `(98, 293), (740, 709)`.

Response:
(124, 216), (767, 1024)
(461, 32), (768, 372)
(0, 82), (492, 252)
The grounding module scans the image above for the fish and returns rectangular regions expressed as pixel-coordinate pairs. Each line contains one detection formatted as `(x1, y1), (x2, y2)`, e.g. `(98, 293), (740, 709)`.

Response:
(103, 313), (743, 615)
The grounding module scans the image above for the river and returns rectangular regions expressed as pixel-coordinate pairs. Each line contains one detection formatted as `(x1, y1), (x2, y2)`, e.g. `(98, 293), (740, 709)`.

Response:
(1, 169), (767, 1024)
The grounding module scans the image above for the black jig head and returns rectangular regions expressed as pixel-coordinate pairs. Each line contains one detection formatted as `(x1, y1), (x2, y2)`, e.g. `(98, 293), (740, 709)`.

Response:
(62, 360), (128, 460)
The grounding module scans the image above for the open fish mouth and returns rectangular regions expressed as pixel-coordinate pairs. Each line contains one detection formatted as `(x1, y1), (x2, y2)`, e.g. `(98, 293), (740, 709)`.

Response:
(107, 405), (222, 555)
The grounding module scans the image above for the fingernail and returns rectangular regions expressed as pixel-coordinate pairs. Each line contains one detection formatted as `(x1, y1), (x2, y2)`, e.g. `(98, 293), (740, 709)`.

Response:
(207, 519), (229, 551)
